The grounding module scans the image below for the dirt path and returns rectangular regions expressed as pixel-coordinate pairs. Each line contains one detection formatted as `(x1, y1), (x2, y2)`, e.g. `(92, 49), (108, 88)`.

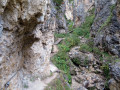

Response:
(24, 64), (58, 90)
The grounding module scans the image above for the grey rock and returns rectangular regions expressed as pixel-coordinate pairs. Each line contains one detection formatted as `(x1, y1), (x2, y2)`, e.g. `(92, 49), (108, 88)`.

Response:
(110, 62), (120, 82)
(91, 0), (120, 56)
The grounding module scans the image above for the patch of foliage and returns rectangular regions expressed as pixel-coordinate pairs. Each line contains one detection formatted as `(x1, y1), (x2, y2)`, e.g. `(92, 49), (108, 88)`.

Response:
(64, 34), (80, 48)
(101, 64), (110, 78)
(45, 74), (70, 90)
(115, 58), (120, 63)
(52, 34), (80, 84)
(52, 8), (95, 84)
(72, 56), (89, 67)
(73, 13), (95, 38)
(55, 33), (69, 38)
(71, 58), (81, 66)
(53, 0), (63, 6)
(79, 43), (93, 52)
(69, 0), (73, 3)
(24, 84), (29, 88)
(68, 21), (74, 31)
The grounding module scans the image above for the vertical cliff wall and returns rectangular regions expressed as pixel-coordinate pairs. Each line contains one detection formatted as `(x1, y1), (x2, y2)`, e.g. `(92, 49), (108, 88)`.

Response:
(0, 0), (56, 89)
(91, 0), (120, 56)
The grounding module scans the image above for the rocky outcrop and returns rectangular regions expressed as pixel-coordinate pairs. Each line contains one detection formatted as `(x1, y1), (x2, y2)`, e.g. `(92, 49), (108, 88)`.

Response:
(91, 0), (120, 56)
(109, 62), (120, 90)
(53, 0), (69, 33)
(69, 46), (105, 90)
(55, 0), (95, 32)
(0, 0), (56, 89)
(73, 0), (94, 27)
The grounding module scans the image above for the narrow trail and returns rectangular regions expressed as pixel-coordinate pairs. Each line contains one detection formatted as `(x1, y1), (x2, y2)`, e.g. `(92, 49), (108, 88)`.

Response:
(24, 41), (60, 90)
(24, 63), (58, 90)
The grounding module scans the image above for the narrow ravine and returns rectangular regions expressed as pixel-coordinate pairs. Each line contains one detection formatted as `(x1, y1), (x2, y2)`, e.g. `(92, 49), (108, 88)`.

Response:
(47, 1), (120, 89)
(0, 0), (120, 90)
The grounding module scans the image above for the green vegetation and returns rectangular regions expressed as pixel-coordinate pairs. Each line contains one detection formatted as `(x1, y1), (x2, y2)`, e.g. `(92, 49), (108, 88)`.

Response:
(71, 58), (81, 66)
(79, 42), (114, 61)
(24, 84), (29, 88)
(84, 57), (89, 66)
(69, 0), (73, 3)
(115, 58), (120, 63)
(71, 56), (89, 67)
(52, 8), (95, 84)
(52, 34), (80, 84)
(55, 33), (69, 38)
(53, 0), (63, 6)
(45, 74), (70, 90)
(73, 12), (95, 38)
(52, 5), (120, 89)
(68, 21), (74, 31)
(101, 64), (110, 78)
(79, 43), (93, 52)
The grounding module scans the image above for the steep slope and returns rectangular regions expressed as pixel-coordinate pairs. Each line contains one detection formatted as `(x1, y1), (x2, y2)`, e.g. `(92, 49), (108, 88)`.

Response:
(91, 0), (120, 56)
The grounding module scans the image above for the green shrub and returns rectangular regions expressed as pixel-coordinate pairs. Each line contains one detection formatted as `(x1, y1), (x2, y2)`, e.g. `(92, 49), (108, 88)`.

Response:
(79, 44), (93, 52)
(68, 21), (74, 31)
(52, 34), (79, 84)
(71, 58), (81, 66)
(115, 59), (120, 62)
(73, 12), (95, 38)
(101, 64), (110, 79)
(45, 74), (70, 90)
(84, 57), (89, 66)
(58, 44), (70, 52)
(65, 34), (80, 47)
(55, 33), (69, 38)
(51, 55), (71, 84)
(24, 84), (29, 88)
(93, 47), (101, 55)
(53, 0), (63, 6)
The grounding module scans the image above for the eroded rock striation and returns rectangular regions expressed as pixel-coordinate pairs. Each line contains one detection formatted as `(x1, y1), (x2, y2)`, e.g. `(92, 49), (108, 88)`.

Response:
(91, 0), (120, 56)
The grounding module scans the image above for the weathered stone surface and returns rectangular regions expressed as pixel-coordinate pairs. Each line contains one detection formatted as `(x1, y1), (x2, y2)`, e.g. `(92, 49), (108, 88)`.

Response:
(73, 0), (94, 27)
(64, 0), (73, 20)
(69, 46), (98, 67)
(0, 0), (56, 89)
(91, 0), (120, 56)
(69, 46), (105, 90)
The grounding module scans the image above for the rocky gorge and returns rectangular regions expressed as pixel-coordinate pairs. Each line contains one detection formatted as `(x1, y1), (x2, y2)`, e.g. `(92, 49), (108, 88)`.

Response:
(0, 0), (120, 90)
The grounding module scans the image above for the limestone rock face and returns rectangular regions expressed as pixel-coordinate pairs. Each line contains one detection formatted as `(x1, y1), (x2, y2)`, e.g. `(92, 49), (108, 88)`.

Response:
(73, 0), (94, 27)
(64, 0), (73, 21)
(0, 0), (56, 89)
(91, 0), (120, 56)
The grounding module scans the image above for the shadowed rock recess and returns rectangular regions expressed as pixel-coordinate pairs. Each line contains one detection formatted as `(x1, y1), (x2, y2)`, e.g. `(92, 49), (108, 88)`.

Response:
(0, 0), (120, 90)
(0, 0), (56, 89)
